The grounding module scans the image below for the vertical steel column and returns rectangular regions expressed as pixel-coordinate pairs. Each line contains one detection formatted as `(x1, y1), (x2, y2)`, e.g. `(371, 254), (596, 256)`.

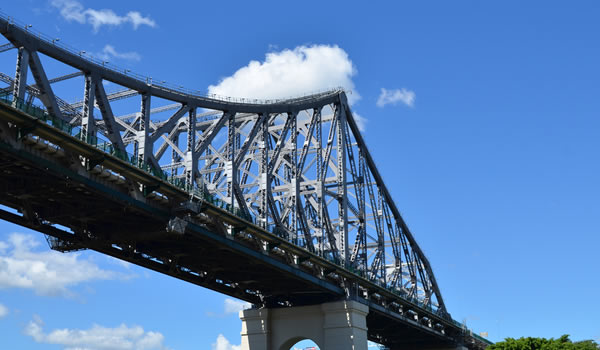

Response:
(315, 108), (323, 256)
(185, 106), (196, 189)
(172, 134), (179, 176)
(81, 74), (96, 144)
(289, 111), (298, 244)
(377, 189), (386, 285)
(336, 103), (348, 266)
(259, 113), (269, 228)
(206, 146), (212, 183)
(137, 93), (151, 166)
(12, 47), (29, 104)
(358, 149), (367, 273)
(226, 113), (236, 208)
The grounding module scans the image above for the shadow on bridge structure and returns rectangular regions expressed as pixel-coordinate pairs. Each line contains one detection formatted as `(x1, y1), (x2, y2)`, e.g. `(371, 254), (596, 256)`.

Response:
(0, 12), (491, 350)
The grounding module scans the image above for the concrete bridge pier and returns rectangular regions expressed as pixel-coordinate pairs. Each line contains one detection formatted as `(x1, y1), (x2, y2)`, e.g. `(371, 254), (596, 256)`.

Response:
(239, 300), (369, 350)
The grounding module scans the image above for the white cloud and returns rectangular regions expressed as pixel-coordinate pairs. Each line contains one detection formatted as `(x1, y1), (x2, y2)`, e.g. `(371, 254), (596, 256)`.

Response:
(223, 298), (250, 314)
(207, 45), (371, 130)
(352, 112), (367, 132)
(0, 303), (8, 318)
(125, 12), (156, 29)
(51, 0), (156, 32)
(376, 88), (416, 108)
(97, 45), (142, 62)
(106, 256), (132, 269)
(208, 45), (360, 104)
(0, 233), (123, 296)
(52, 0), (86, 23)
(212, 334), (240, 350)
(25, 316), (169, 350)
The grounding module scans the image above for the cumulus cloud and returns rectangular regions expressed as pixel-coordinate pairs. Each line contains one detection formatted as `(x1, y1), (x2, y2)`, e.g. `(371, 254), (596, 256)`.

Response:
(223, 298), (251, 314)
(0, 241), (8, 253)
(0, 233), (123, 296)
(376, 88), (416, 108)
(106, 256), (132, 269)
(97, 45), (142, 62)
(352, 112), (367, 132)
(25, 316), (169, 350)
(212, 334), (240, 350)
(0, 303), (8, 318)
(51, 0), (156, 32)
(206, 45), (374, 131)
(208, 45), (359, 104)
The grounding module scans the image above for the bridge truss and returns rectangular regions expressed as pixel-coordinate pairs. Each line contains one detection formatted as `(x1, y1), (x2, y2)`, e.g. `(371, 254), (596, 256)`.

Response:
(0, 13), (490, 349)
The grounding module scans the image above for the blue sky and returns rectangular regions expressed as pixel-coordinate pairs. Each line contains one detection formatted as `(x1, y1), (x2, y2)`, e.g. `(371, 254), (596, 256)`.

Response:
(0, 1), (599, 349)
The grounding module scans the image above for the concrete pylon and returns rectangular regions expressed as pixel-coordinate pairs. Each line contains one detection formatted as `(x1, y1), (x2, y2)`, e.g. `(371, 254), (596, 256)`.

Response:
(239, 300), (369, 350)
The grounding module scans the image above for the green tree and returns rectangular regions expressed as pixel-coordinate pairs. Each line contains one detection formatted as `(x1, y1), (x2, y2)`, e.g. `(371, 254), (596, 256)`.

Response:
(488, 335), (599, 350)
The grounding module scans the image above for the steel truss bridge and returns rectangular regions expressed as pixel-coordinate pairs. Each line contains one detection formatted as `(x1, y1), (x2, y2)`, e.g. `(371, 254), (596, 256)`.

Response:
(0, 13), (489, 350)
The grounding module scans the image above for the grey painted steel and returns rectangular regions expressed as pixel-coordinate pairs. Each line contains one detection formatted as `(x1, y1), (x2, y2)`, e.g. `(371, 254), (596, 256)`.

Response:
(0, 42), (14, 52)
(12, 47), (28, 102)
(0, 13), (453, 323)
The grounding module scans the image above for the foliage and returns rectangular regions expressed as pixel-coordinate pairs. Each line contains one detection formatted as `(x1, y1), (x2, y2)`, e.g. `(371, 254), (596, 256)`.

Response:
(488, 335), (599, 350)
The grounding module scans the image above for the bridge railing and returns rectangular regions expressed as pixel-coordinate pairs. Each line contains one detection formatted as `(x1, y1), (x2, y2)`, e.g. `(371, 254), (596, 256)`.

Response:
(0, 91), (492, 337)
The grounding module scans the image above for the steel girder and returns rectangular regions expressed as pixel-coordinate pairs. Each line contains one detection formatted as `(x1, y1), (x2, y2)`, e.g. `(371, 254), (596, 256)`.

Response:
(0, 16), (448, 316)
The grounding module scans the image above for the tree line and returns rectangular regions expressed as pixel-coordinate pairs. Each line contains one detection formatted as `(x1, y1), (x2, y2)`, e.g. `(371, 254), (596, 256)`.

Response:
(488, 335), (599, 350)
